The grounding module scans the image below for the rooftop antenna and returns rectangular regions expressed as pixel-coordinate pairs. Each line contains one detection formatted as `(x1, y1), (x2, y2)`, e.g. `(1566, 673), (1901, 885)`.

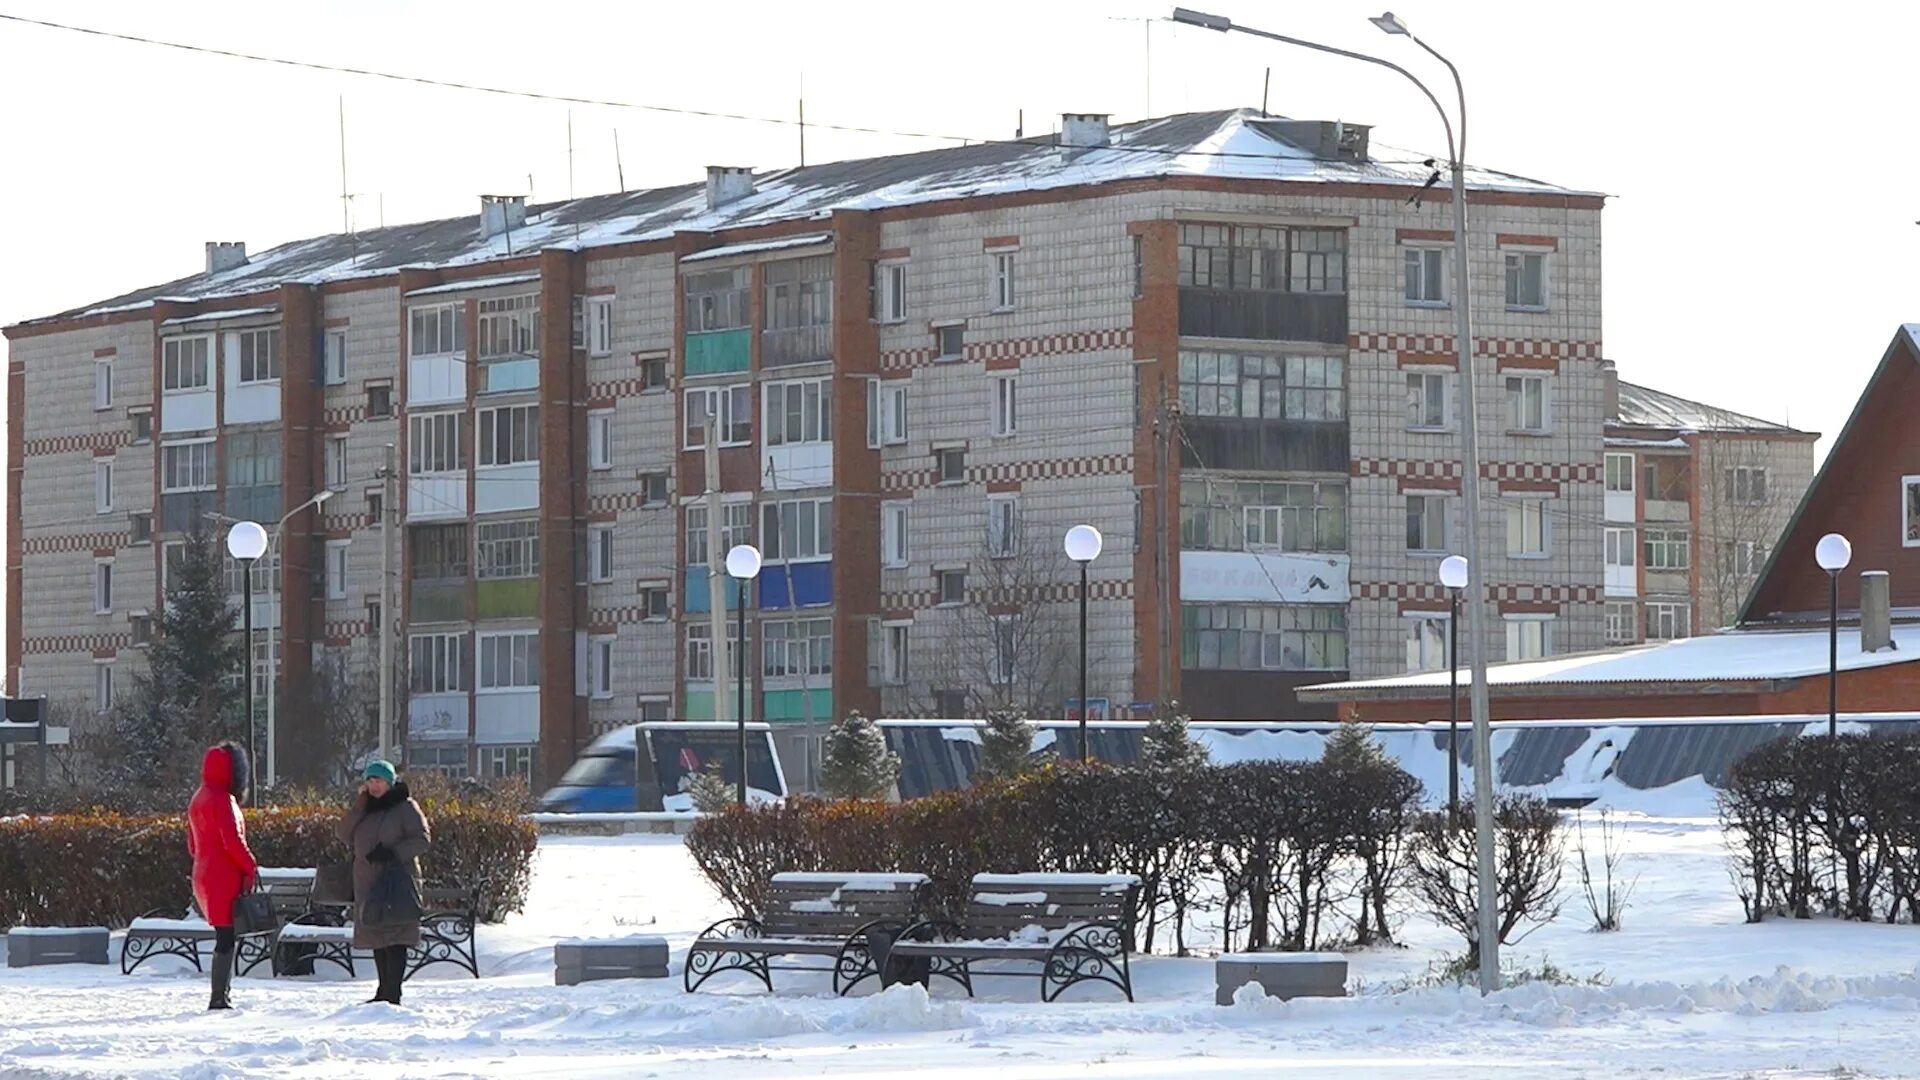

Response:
(337, 96), (356, 258)
(1107, 16), (1152, 116)
(567, 110), (575, 200)
(798, 72), (807, 167)
(1261, 67), (1271, 116)
(614, 129), (626, 192)
(1017, 109), (1024, 139)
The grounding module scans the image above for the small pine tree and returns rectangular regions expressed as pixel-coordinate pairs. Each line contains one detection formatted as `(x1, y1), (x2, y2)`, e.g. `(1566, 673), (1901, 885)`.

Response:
(976, 706), (1034, 780)
(148, 528), (246, 742)
(685, 763), (739, 813)
(1140, 702), (1208, 772)
(1324, 721), (1390, 770)
(820, 710), (900, 799)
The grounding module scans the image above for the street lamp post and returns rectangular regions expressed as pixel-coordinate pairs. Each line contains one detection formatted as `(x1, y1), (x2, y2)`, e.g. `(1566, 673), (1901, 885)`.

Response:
(1169, 5), (1502, 991)
(1439, 556), (1469, 821)
(1815, 533), (1852, 739)
(724, 544), (763, 808)
(1064, 525), (1104, 763)
(225, 522), (269, 804)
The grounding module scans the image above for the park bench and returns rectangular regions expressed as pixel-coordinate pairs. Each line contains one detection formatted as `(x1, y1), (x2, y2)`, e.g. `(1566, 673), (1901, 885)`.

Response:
(120, 868), (316, 977)
(684, 871), (930, 995)
(275, 885), (480, 980)
(886, 873), (1140, 1002)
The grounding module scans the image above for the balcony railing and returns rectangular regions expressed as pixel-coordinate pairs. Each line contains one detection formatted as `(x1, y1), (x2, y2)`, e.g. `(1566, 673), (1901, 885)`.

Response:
(761, 323), (832, 367)
(1178, 287), (1347, 344)
(478, 358), (539, 395)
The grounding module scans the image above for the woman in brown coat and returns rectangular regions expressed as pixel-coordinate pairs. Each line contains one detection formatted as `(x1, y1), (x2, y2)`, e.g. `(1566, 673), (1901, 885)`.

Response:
(335, 760), (431, 1005)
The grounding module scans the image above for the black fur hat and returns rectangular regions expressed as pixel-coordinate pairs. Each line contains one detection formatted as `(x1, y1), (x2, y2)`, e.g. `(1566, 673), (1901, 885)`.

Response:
(221, 741), (250, 799)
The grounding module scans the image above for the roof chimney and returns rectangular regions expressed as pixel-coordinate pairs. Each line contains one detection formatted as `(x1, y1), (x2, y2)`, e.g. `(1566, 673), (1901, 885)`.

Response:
(1861, 570), (1894, 653)
(480, 195), (527, 240)
(204, 242), (248, 274)
(1601, 360), (1620, 421)
(705, 166), (755, 210)
(1061, 113), (1111, 149)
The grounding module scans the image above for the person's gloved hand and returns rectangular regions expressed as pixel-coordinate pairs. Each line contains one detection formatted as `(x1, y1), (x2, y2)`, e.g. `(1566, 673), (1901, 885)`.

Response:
(366, 844), (394, 864)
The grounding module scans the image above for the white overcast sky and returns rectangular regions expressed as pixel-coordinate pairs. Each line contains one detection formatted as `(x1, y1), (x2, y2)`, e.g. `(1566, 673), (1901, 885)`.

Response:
(2, 0), (1914, 452)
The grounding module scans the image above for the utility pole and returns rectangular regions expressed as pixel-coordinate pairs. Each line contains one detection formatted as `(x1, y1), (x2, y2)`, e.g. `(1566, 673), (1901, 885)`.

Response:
(378, 443), (395, 763)
(703, 400), (729, 721)
(1154, 375), (1175, 707)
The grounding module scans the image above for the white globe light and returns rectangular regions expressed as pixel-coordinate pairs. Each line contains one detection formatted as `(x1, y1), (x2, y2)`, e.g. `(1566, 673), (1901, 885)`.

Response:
(1815, 532), (1852, 572)
(226, 521), (269, 561)
(1438, 555), (1469, 590)
(1063, 525), (1103, 564)
(725, 544), (763, 580)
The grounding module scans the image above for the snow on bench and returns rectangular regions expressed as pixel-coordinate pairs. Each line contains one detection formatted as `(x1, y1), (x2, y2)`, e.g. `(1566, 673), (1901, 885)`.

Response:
(255, 867), (316, 882)
(276, 923), (354, 943)
(972, 873), (1140, 893)
(8, 925), (109, 935)
(769, 872), (930, 888)
(128, 917), (216, 935)
(973, 891), (1051, 906)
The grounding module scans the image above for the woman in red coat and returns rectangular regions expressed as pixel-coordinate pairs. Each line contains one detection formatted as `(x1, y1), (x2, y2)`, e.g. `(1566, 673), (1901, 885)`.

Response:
(186, 741), (258, 1010)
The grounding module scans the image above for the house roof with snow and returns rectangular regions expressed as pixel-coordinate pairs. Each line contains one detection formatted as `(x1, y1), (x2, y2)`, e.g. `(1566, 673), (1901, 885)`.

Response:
(9, 108), (1596, 330)
(1609, 381), (1805, 437)
(1296, 625), (1920, 702)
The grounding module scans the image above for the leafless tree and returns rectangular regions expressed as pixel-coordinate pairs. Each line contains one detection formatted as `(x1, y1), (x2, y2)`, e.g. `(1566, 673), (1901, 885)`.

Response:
(910, 539), (1091, 718)
(1573, 808), (1639, 931)
(1695, 433), (1801, 631)
(279, 647), (379, 785)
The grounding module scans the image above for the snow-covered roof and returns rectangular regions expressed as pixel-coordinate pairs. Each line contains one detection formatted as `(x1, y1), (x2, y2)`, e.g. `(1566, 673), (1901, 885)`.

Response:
(681, 233), (832, 264)
(1300, 625), (1920, 700)
(15, 109), (1594, 328)
(1610, 380), (1805, 435)
(159, 306), (279, 327)
(402, 272), (541, 298)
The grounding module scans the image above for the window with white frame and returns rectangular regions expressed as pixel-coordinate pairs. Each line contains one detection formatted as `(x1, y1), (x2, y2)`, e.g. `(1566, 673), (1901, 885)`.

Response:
(989, 614), (1018, 684)
(987, 495), (1019, 558)
(640, 471), (670, 506)
(235, 328), (281, 383)
(590, 634), (615, 698)
(94, 360), (112, 411)
(94, 560), (112, 614)
(162, 336), (211, 392)
(94, 459), (113, 514)
(1906, 476), (1920, 547)
(761, 498), (832, 563)
(764, 617), (832, 678)
(479, 745), (536, 780)
(937, 568), (966, 605)
(408, 412), (464, 474)
(223, 552), (277, 598)
(1644, 528), (1690, 570)
(1506, 497), (1548, 557)
(1505, 375), (1550, 433)
(160, 441), (215, 492)
(326, 540), (351, 600)
(1182, 478), (1347, 553)
(95, 662), (114, 714)
(477, 294), (539, 359)
(875, 263), (907, 323)
(367, 384), (393, 419)
(1180, 603), (1349, 671)
(639, 584), (669, 620)
(1604, 527), (1635, 570)
(765, 379), (832, 446)
(1645, 602), (1691, 641)
(130, 407), (152, 445)
(1179, 351), (1346, 422)
(881, 501), (910, 568)
(1132, 234), (1145, 298)
(1406, 371), (1450, 430)
(936, 446), (966, 484)
(409, 632), (466, 694)
(477, 404), (538, 467)
(684, 267), (749, 332)
(327, 436), (349, 490)
(1605, 452), (1635, 493)
(324, 331), (348, 385)
(935, 323), (965, 360)
(869, 620), (909, 687)
(477, 631), (539, 690)
(684, 385), (752, 448)
(867, 380), (907, 447)
(1406, 494), (1449, 553)
(1403, 247), (1446, 305)
(991, 252), (1016, 310)
(1724, 466), (1768, 505)
(588, 296), (613, 357)
(588, 410), (614, 470)
(410, 302), (467, 358)
(1404, 613), (1450, 673)
(131, 611), (152, 646)
(161, 542), (185, 597)
(477, 520), (539, 579)
(1605, 600), (1637, 644)
(1723, 540), (1764, 578)
(685, 502), (752, 566)
(1504, 616), (1552, 661)
(991, 376), (1018, 437)
(684, 623), (737, 680)
(1504, 251), (1548, 310)
(589, 524), (614, 582)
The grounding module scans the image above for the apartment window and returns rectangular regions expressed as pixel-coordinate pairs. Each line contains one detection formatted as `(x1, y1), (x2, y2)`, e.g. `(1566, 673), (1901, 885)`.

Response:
(479, 746), (536, 780)
(1506, 498), (1548, 558)
(477, 631), (539, 690)
(991, 252), (1016, 311)
(477, 520), (539, 579)
(1406, 494), (1449, 553)
(411, 523), (470, 580)
(129, 407), (152, 444)
(326, 436), (349, 490)
(1404, 247), (1446, 305)
(1176, 224), (1348, 294)
(685, 502), (752, 566)
(639, 354), (669, 391)
(1604, 527), (1635, 570)
(94, 560), (113, 614)
(94, 460), (113, 514)
(223, 552), (277, 598)
(1644, 529), (1690, 571)
(987, 495), (1020, 558)
(881, 501), (910, 568)
(409, 633), (466, 694)
(1406, 371), (1450, 430)
(1404, 614), (1450, 673)
(410, 302), (467, 358)
(589, 525), (614, 582)
(130, 612), (153, 647)
(326, 540), (351, 600)
(867, 380), (907, 447)
(1605, 601), (1637, 644)
(763, 256), (833, 331)
(590, 635), (615, 698)
(367, 486), (384, 522)
(684, 385), (751, 448)
(367, 384), (393, 419)
(477, 294), (539, 359)
(1178, 351), (1346, 421)
(1505, 375), (1550, 433)
(236, 328), (281, 384)
(763, 617), (832, 678)
(412, 745), (470, 780)
(94, 360), (113, 411)
(684, 267), (749, 332)
(936, 447), (967, 485)
(160, 441), (215, 492)
(1725, 466), (1769, 505)
(869, 620), (909, 687)
(1181, 478), (1347, 553)
(1645, 602), (1691, 642)
(1605, 452), (1635, 493)
(1504, 251), (1548, 310)
(1131, 235), (1145, 299)
(408, 412), (465, 474)
(685, 623), (715, 681)
(765, 379), (832, 446)
(588, 410), (614, 471)
(1181, 603), (1348, 671)
(588, 297), (614, 357)
(1905, 476), (1920, 546)
(639, 585), (670, 621)
(873, 262), (907, 323)
(324, 331), (348, 385)
(640, 471), (670, 506)
(761, 498), (833, 563)
(162, 336), (211, 392)
(477, 404), (539, 467)
(936, 323), (965, 361)
(1505, 616), (1553, 660)
(989, 376), (1019, 437)
(1723, 540), (1765, 578)
(95, 663), (114, 715)
(640, 697), (671, 722)
(936, 568), (966, 606)
(130, 512), (152, 545)
(161, 542), (186, 597)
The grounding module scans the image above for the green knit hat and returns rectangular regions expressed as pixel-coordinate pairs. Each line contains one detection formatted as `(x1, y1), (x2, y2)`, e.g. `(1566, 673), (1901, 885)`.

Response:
(364, 760), (397, 783)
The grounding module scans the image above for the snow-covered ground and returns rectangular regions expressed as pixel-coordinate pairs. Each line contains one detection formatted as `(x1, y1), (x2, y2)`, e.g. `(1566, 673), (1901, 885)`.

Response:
(5, 801), (1920, 1078)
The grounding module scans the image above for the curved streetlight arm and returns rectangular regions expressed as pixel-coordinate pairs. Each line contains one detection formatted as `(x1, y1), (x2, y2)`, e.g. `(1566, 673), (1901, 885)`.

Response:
(1408, 34), (1467, 166)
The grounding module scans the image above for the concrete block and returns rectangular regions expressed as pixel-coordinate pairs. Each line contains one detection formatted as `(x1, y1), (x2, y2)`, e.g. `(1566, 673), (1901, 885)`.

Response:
(7, 927), (110, 967)
(554, 935), (669, 986)
(1215, 951), (1348, 1006)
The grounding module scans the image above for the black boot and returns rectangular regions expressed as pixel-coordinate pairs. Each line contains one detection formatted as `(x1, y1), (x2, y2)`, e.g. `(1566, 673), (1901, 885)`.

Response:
(208, 949), (234, 1011)
(381, 946), (405, 1006)
(365, 947), (391, 1004)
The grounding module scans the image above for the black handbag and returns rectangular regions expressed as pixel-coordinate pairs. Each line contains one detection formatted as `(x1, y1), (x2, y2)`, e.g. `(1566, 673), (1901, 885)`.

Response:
(363, 862), (422, 926)
(232, 891), (275, 935)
